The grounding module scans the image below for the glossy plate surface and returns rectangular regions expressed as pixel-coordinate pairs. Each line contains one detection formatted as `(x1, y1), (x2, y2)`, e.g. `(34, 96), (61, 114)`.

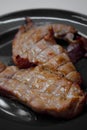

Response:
(0, 9), (87, 130)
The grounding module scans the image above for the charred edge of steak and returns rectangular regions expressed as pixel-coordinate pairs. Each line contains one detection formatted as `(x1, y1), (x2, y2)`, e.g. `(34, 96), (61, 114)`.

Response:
(15, 55), (37, 68)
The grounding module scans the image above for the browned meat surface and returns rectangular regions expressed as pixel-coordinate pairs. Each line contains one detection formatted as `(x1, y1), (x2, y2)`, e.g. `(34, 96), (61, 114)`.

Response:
(12, 19), (77, 68)
(0, 65), (85, 119)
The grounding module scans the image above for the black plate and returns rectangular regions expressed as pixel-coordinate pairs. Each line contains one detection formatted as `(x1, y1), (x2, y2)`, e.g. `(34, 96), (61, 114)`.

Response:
(0, 9), (87, 130)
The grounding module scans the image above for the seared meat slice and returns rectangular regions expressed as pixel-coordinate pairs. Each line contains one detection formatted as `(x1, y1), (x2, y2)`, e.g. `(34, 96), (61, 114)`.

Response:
(12, 24), (81, 84)
(12, 19), (77, 68)
(0, 65), (85, 119)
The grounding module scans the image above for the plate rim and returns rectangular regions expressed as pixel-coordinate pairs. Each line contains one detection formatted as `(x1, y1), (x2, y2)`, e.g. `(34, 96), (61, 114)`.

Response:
(0, 8), (87, 20)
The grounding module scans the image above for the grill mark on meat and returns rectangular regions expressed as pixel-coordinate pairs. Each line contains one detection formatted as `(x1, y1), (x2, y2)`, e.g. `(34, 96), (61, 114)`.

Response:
(57, 62), (76, 75)
(42, 53), (81, 83)
(35, 39), (64, 65)
(25, 38), (55, 65)
(25, 26), (53, 55)
(56, 62), (80, 83)
(36, 47), (57, 64)
(43, 54), (81, 84)
(65, 71), (82, 84)
(46, 78), (72, 96)
(28, 39), (49, 63)
(43, 53), (70, 69)
(27, 36), (60, 63)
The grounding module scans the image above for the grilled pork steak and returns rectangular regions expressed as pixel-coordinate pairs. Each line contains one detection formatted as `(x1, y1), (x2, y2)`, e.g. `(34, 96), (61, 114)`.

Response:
(12, 19), (77, 68)
(0, 65), (85, 119)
